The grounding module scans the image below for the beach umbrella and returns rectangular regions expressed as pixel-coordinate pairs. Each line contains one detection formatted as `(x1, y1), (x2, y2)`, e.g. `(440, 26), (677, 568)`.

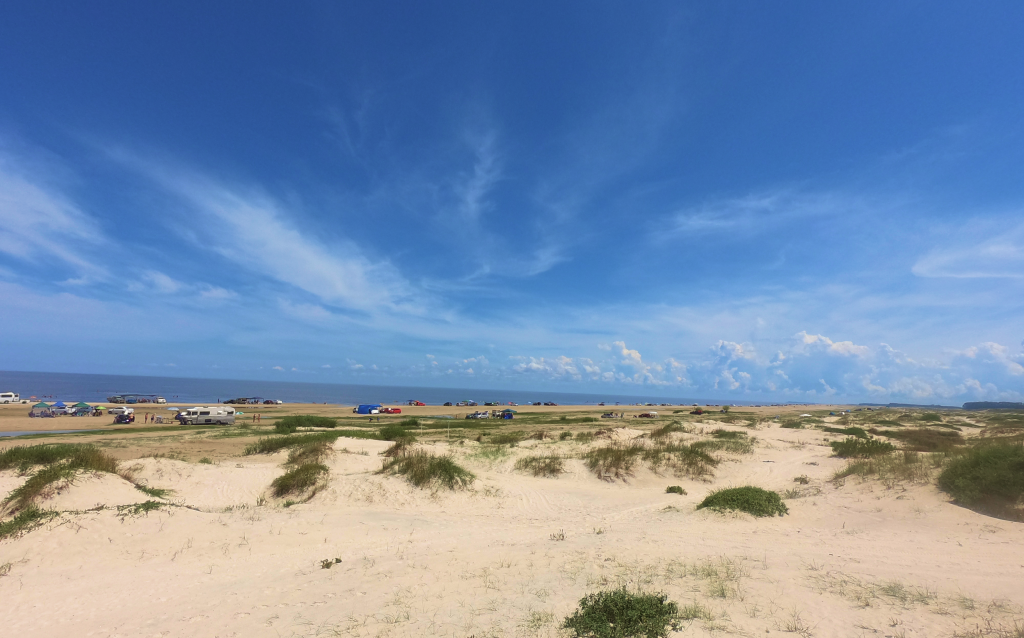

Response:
(53, 401), (66, 408)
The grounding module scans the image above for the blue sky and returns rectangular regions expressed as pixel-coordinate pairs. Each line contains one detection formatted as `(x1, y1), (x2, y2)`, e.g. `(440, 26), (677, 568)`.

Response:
(1, 2), (1023, 403)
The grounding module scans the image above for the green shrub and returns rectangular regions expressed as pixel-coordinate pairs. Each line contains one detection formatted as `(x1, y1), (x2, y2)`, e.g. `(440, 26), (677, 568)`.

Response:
(575, 432), (595, 444)
(398, 418), (419, 427)
(780, 421), (803, 429)
(560, 431), (573, 440)
(919, 413), (943, 422)
(710, 429), (745, 440)
(274, 415), (337, 433)
(378, 424), (413, 442)
(515, 455), (565, 477)
(665, 485), (686, 495)
(286, 441), (332, 465)
(650, 423), (685, 439)
(937, 442), (1024, 520)
(562, 588), (681, 638)
(379, 451), (475, 490)
(270, 463), (328, 498)
(830, 437), (895, 458)
(696, 486), (788, 517)
(198, 457), (213, 464)
(244, 432), (340, 455)
(585, 445), (643, 481)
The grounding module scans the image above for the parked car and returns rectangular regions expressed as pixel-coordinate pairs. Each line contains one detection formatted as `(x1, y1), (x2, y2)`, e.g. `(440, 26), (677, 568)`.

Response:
(0, 392), (21, 404)
(443, 402), (453, 406)
(108, 406), (135, 416)
(532, 402), (542, 406)
(601, 413), (617, 418)
(407, 400), (425, 406)
(544, 402), (558, 406)
(382, 407), (402, 414)
(465, 411), (489, 419)
(637, 412), (658, 418)
(114, 413), (135, 424)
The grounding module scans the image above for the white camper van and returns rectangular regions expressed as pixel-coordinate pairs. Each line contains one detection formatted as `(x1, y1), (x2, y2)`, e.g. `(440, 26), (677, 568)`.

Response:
(0, 392), (20, 404)
(181, 406), (235, 425)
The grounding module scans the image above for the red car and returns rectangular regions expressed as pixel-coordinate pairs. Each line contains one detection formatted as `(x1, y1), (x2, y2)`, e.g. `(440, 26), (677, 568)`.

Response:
(407, 400), (425, 406)
(382, 407), (402, 414)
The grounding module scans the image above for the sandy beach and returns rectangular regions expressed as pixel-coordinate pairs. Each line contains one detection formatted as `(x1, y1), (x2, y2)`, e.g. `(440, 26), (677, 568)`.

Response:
(0, 403), (1021, 637)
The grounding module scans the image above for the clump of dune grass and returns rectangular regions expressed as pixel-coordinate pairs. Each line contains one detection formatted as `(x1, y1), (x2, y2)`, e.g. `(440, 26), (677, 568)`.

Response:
(379, 450), (475, 490)
(488, 432), (523, 446)
(562, 588), (681, 638)
(585, 443), (718, 482)
(822, 426), (869, 439)
(830, 437), (895, 458)
(693, 430), (754, 454)
(285, 440), (332, 466)
(244, 432), (340, 455)
(697, 486), (788, 517)
(398, 418), (420, 427)
(0, 443), (95, 472)
(869, 428), (964, 452)
(575, 432), (595, 444)
(938, 441), (1024, 521)
(0, 506), (58, 540)
(2, 445), (119, 514)
(559, 431), (573, 440)
(134, 484), (173, 498)
(270, 463), (328, 498)
(515, 455), (565, 477)
(779, 421), (803, 429)
(832, 451), (932, 487)
(379, 424), (413, 442)
(666, 485), (686, 495)
(274, 415), (337, 433)
(650, 422), (686, 440)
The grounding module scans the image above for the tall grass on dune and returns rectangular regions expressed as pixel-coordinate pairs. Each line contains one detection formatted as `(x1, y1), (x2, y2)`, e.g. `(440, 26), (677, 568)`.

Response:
(244, 432), (342, 455)
(1, 444), (119, 514)
(584, 442), (718, 482)
(515, 455), (565, 477)
(378, 450), (475, 490)
(938, 441), (1024, 521)
(830, 437), (895, 458)
(270, 463), (328, 498)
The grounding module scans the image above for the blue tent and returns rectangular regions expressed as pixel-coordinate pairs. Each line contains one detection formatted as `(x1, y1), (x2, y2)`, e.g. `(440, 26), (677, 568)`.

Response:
(53, 401), (66, 408)
(357, 404), (382, 414)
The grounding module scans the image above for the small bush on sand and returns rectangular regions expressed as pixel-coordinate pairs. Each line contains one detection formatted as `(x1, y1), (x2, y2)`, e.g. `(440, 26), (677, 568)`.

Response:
(780, 421), (803, 429)
(562, 588), (681, 638)
(560, 431), (573, 440)
(0, 506), (58, 540)
(938, 442), (1024, 520)
(489, 432), (523, 446)
(822, 426), (869, 439)
(650, 423), (685, 440)
(515, 455), (565, 477)
(381, 437), (415, 458)
(666, 485), (686, 495)
(270, 463), (328, 498)
(697, 486), (788, 517)
(379, 451), (475, 489)
(379, 424), (413, 442)
(830, 437), (895, 458)
(275, 415), (337, 433)
(244, 432), (340, 455)
(585, 444), (643, 481)
(575, 432), (595, 444)
(643, 443), (719, 479)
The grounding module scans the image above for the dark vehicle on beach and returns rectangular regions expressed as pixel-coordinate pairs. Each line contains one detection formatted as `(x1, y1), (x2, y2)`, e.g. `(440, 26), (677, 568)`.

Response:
(443, 402), (453, 406)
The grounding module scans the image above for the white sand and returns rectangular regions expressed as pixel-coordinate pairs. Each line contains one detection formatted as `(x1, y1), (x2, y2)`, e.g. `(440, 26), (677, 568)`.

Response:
(0, 426), (1022, 637)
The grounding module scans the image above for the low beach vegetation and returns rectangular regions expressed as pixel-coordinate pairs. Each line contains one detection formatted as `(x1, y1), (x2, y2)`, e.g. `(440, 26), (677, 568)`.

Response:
(560, 431), (573, 440)
(488, 432), (523, 446)
(274, 415), (338, 433)
(379, 450), (475, 490)
(270, 462), (328, 498)
(2, 445), (119, 514)
(665, 485), (686, 495)
(0, 506), (58, 540)
(830, 437), (895, 458)
(821, 426), (869, 439)
(379, 424), (414, 442)
(832, 451), (932, 487)
(244, 432), (341, 455)
(585, 443), (718, 481)
(696, 486), (788, 517)
(562, 588), (681, 638)
(937, 441), (1024, 521)
(514, 455), (565, 477)
(869, 428), (964, 452)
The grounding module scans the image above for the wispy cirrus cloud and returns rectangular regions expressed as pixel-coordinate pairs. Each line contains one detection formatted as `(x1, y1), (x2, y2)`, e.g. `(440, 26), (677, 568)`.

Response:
(912, 219), (1024, 279)
(0, 149), (107, 282)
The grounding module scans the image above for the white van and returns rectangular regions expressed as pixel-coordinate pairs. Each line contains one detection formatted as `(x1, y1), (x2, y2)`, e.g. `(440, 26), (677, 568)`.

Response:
(108, 406), (135, 415)
(181, 406), (235, 425)
(0, 392), (19, 404)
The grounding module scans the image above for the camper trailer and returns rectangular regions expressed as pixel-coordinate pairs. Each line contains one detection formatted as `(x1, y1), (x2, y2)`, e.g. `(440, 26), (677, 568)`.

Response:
(180, 406), (235, 425)
(0, 392), (20, 404)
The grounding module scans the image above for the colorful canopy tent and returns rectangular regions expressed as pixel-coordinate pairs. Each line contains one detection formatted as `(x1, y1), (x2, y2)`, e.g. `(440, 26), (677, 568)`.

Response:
(52, 401), (66, 408)
(30, 402), (51, 417)
(74, 402), (91, 408)
(356, 404), (382, 414)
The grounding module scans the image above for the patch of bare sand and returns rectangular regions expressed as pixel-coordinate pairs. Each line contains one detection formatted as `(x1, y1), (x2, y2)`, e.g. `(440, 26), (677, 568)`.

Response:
(0, 423), (1022, 638)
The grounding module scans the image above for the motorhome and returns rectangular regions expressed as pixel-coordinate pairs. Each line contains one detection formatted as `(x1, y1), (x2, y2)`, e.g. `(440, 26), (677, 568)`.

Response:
(0, 392), (20, 404)
(180, 406), (235, 425)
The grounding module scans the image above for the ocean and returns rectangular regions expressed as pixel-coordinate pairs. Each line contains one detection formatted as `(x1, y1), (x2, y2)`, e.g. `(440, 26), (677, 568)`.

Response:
(0, 370), (745, 407)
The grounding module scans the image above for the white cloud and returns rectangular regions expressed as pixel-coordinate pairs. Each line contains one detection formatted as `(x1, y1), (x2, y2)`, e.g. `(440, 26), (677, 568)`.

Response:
(796, 331), (869, 357)
(913, 221), (1024, 279)
(0, 152), (106, 280)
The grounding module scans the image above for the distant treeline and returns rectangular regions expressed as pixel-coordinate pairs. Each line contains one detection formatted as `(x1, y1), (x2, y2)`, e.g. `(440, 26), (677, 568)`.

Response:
(962, 401), (1024, 411)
